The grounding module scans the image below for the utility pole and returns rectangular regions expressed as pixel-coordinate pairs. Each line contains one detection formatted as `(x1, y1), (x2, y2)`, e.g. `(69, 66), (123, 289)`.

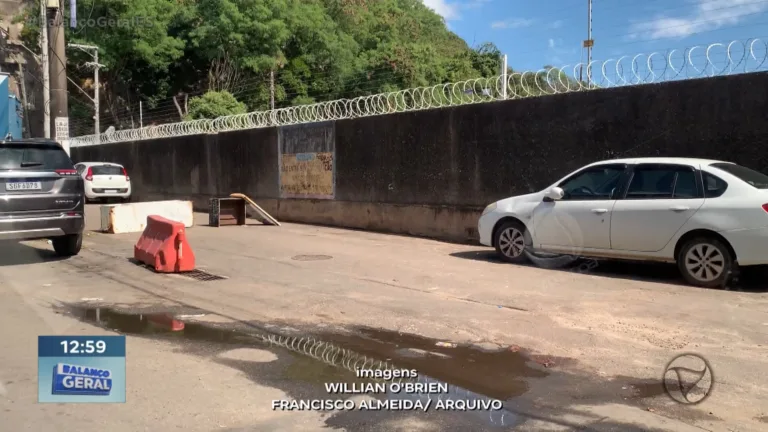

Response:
(587, 0), (593, 86)
(40, 0), (50, 138)
(269, 70), (275, 110)
(17, 63), (31, 137)
(579, 0), (595, 88)
(68, 43), (102, 138)
(93, 48), (99, 136)
(47, 0), (69, 141)
(500, 54), (508, 99)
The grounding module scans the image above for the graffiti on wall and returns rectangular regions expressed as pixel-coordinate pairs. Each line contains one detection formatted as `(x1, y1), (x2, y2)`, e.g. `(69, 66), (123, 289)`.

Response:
(280, 152), (334, 199)
(278, 122), (335, 199)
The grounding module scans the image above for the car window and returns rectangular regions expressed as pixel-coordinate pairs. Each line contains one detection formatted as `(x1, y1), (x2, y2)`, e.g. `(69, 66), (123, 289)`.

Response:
(0, 143), (74, 170)
(710, 163), (768, 189)
(673, 170), (699, 198)
(91, 165), (124, 175)
(626, 165), (699, 199)
(559, 165), (626, 200)
(703, 172), (728, 198)
(75, 164), (85, 174)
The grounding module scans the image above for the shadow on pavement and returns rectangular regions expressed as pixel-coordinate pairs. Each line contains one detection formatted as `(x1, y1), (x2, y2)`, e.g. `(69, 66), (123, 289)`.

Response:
(450, 249), (767, 292)
(0, 240), (67, 267)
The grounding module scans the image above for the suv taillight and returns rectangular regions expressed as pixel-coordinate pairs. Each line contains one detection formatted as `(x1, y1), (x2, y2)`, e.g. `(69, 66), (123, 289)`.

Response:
(85, 167), (93, 181)
(55, 169), (77, 176)
(122, 167), (130, 181)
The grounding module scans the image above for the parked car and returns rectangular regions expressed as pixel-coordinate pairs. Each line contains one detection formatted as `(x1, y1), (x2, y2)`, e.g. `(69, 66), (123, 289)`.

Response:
(478, 158), (768, 288)
(0, 139), (84, 256)
(74, 162), (131, 203)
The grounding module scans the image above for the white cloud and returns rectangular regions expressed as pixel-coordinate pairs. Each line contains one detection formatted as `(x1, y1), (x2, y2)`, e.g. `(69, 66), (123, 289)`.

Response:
(628, 0), (768, 40)
(465, 0), (493, 8)
(549, 20), (563, 29)
(547, 38), (578, 65)
(491, 18), (535, 29)
(422, 0), (461, 21)
(422, 0), (492, 21)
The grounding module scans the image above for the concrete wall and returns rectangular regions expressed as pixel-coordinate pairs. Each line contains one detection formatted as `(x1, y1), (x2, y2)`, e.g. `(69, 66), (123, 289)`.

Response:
(71, 72), (768, 243)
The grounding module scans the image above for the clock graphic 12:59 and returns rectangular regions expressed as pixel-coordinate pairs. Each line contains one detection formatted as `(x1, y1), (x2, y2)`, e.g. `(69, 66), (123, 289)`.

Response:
(60, 339), (107, 354)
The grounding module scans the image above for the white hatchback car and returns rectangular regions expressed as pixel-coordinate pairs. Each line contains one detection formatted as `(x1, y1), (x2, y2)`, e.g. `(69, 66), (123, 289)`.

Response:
(74, 162), (132, 203)
(478, 158), (768, 288)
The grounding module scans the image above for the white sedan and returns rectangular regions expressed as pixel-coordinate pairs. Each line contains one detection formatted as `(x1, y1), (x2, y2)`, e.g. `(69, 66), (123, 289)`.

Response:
(478, 157), (768, 288)
(74, 162), (132, 203)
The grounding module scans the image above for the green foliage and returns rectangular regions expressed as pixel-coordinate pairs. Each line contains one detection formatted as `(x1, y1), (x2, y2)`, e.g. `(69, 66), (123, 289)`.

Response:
(13, 0), (543, 127)
(185, 91), (247, 120)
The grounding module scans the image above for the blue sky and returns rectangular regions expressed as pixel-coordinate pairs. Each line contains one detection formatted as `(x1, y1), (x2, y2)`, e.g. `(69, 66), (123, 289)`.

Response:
(422, 0), (768, 72)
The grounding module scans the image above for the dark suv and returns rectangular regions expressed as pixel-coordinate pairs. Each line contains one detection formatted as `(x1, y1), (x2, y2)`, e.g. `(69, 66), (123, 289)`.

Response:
(0, 139), (85, 256)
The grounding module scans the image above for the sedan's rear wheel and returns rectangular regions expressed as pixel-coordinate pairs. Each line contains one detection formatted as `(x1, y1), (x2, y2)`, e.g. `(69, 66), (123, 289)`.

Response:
(494, 221), (529, 264)
(677, 237), (733, 288)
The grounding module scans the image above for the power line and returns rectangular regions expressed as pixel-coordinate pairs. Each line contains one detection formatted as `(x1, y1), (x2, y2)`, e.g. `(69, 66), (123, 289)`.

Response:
(113, 68), (426, 123)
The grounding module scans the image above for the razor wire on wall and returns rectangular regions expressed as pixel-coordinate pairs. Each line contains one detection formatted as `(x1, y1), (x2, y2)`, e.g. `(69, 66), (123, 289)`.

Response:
(260, 332), (523, 427)
(69, 38), (768, 147)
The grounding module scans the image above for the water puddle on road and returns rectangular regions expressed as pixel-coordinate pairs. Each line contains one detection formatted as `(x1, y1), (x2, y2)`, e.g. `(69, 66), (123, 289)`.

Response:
(314, 327), (551, 401)
(63, 304), (561, 430)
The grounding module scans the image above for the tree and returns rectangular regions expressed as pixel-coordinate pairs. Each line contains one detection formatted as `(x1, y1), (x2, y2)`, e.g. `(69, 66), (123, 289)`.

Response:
(186, 91), (247, 120)
(470, 42), (502, 77)
(12, 0), (540, 130)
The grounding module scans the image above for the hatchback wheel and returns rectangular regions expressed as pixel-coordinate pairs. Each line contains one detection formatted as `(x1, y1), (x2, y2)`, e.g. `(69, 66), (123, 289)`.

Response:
(677, 237), (733, 288)
(494, 221), (529, 264)
(52, 233), (83, 257)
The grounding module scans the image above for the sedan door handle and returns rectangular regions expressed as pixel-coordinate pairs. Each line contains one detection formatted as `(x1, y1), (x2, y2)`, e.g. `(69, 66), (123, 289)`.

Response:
(670, 206), (690, 212)
(591, 208), (608, 214)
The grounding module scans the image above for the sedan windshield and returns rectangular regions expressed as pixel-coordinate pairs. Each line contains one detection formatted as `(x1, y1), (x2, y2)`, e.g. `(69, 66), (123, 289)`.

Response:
(710, 163), (768, 189)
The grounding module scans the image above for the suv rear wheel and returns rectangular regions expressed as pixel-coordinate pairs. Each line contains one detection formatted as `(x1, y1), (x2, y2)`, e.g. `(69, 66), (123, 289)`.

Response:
(52, 233), (82, 257)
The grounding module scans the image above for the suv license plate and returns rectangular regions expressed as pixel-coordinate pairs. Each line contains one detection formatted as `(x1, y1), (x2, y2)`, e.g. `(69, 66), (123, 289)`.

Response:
(6, 181), (42, 191)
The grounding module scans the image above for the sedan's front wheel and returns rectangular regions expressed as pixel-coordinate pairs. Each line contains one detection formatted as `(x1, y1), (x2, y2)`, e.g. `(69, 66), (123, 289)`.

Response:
(494, 221), (529, 264)
(677, 237), (733, 288)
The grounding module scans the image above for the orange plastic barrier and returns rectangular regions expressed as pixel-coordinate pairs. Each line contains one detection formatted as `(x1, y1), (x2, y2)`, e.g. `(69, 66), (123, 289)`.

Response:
(134, 215), (195, 272)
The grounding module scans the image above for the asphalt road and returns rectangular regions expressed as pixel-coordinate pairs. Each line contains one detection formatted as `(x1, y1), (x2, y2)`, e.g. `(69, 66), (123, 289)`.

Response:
(0, 204), (766, 431)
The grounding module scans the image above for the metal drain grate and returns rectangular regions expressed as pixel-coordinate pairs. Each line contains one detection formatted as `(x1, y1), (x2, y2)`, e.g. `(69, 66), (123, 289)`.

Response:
(291, 254), (333, 261)
(178, 269), (228, 281)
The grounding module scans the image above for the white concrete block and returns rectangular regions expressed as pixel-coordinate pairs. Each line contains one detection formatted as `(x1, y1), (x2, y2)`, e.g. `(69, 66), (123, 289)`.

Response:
(99, 200), (194, 234)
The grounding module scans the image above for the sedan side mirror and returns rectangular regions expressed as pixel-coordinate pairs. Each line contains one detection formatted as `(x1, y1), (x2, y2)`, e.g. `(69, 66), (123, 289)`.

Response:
(544, 187), (565, 202)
